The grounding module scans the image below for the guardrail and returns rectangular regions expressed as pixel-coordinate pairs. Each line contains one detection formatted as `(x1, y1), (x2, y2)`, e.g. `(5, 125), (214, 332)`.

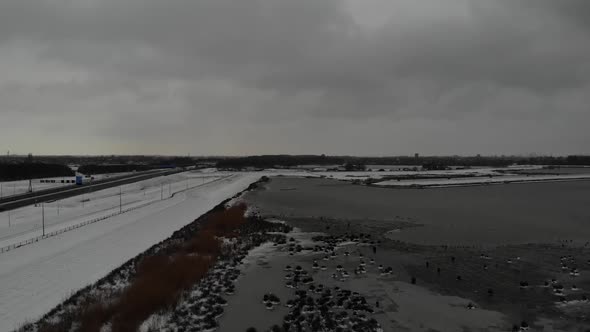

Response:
(0, 200), (156, 254)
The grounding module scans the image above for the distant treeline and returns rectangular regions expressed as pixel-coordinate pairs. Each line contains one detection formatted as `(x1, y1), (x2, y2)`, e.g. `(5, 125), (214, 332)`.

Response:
(77, 157), (196, 175)
(77, 164), (156, 175)
(0, 155), (220, 167)
(0, 163), (75, 181)
(158, 157), (196, 167)
(216, 155), (348, 169)
(216, 155), (590, 169)
(565, 155), (590, 165)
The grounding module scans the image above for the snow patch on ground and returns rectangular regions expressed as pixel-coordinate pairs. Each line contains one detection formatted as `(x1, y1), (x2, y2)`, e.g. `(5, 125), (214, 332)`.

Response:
(375, 174), (590, 187)
(380, 281), (506, 331)
(139, 313), (170, 332)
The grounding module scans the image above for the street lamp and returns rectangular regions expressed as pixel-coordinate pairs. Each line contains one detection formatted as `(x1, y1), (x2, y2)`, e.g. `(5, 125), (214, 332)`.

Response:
(42, 202), (45, 236)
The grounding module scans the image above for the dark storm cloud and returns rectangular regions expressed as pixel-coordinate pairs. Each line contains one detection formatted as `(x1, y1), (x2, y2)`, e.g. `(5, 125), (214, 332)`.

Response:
(1, 0), (588, 95)
(0, 0), (588, 155)
(530, 0), (590, 27)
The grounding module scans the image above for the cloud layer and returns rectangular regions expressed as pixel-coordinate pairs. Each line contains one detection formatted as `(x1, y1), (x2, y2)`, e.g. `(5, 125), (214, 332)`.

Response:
(1, 0), (589, 155)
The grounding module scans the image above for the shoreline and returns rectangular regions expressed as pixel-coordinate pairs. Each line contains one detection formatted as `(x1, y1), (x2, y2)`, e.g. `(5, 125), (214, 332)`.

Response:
(372, 175), (590, 189)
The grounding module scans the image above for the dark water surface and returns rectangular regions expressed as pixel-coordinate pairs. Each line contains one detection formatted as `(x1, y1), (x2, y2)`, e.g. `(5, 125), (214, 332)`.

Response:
(245, 177), (590, 246)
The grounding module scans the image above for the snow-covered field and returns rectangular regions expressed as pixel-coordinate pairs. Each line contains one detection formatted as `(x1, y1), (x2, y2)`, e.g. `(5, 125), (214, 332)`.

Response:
(374, 173), (590, 187)
(302, 166), (536, 182)
(0, 172), (222, 250)
(314, 168), (498, 180)
(299, 165), (590, 187)
(0, 172), (260, 331)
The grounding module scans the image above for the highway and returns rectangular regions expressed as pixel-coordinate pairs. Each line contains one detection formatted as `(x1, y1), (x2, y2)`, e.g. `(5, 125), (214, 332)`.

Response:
(0, 169), (184, 212)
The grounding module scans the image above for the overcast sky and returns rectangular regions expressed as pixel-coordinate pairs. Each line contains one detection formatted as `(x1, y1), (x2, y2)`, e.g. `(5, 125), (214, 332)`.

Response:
(0, 0), (588, 156)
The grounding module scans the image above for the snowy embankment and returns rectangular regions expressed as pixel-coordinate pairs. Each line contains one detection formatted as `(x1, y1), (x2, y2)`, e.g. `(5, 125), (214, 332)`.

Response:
(303, 166), (543, 182)
(292, 165), (590, 187)
(0, 172), (260, 331)
(374, 173), (590, 187)
(0, 172), (223, 251)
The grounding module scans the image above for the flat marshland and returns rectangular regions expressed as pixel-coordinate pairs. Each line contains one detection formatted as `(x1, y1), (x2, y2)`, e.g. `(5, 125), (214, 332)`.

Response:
(238, 177), (590, 331)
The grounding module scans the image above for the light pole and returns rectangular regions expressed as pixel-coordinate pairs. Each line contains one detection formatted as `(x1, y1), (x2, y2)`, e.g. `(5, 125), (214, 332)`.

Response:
(57, 200), (60, 216)
(161, 183), (164, 200)
(42, 202), (45, 237)
(7, 211), (10, 227)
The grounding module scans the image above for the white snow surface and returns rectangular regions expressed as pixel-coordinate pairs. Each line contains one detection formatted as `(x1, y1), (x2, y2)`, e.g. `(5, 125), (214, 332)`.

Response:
(375, 173), (590, 187)
(312, 166), (546, 181)
(0, 172), (260, 331)
(0, 172), (222, 249)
